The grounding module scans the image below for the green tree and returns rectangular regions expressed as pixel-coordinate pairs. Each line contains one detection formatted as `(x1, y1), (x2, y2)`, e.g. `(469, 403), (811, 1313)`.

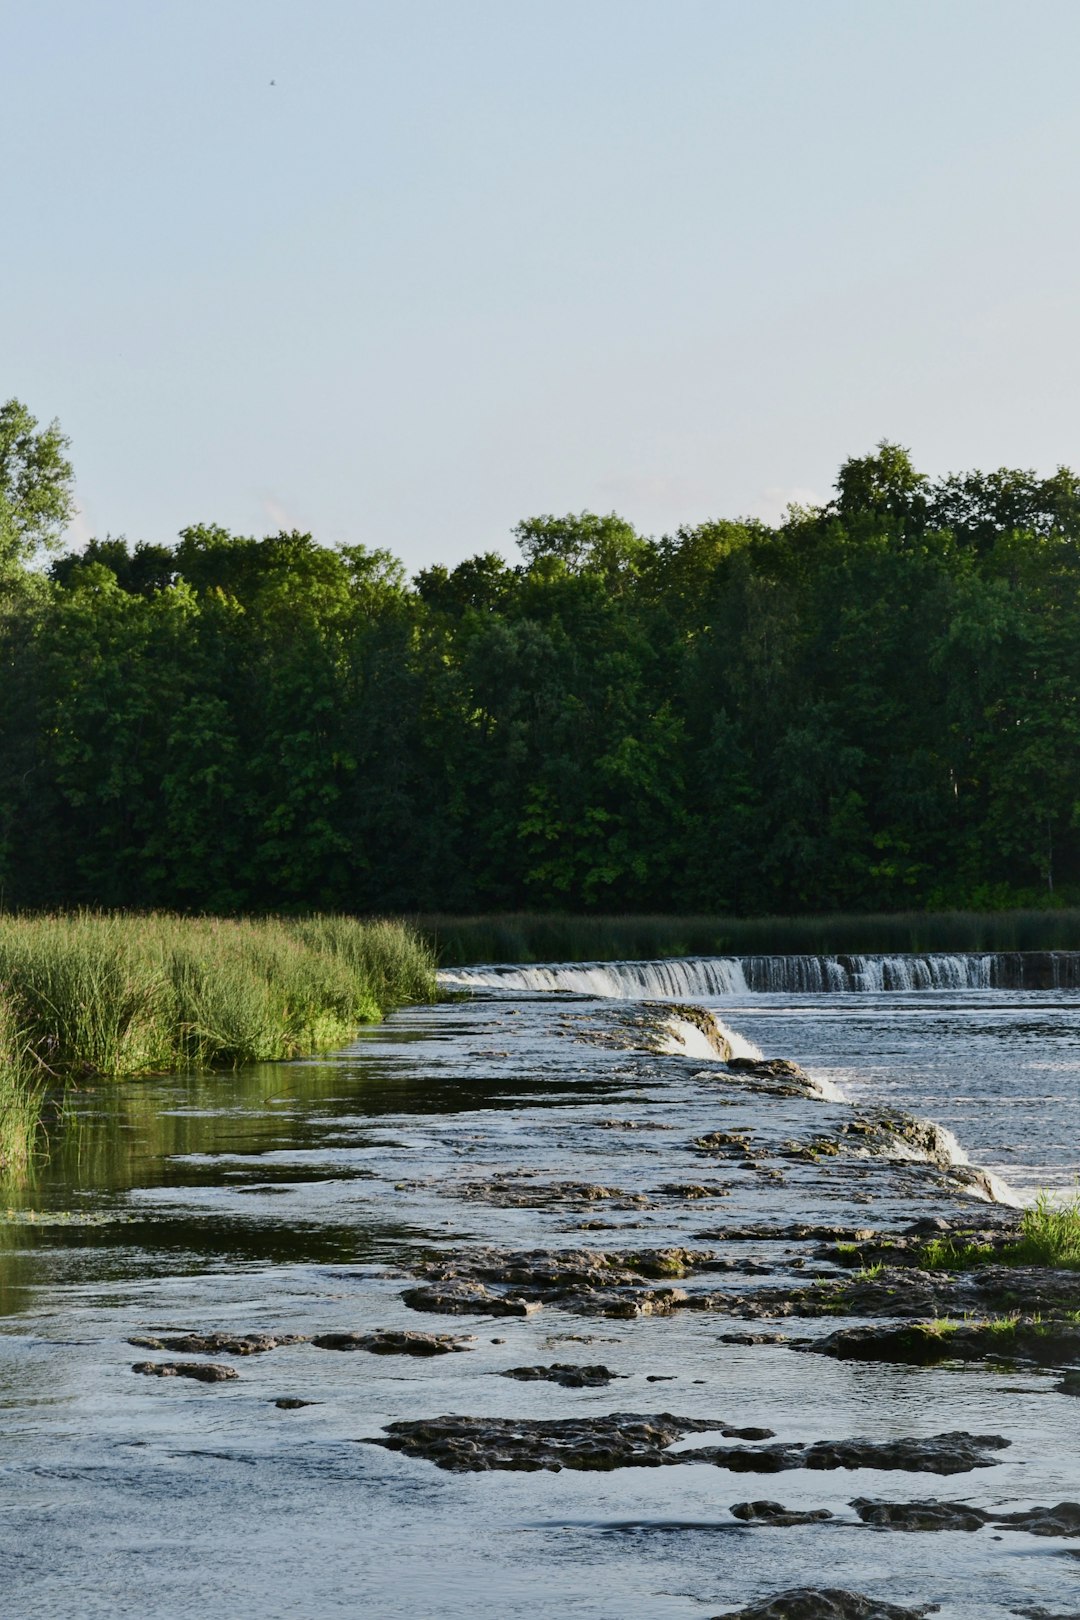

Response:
(0, 399), (75, 570)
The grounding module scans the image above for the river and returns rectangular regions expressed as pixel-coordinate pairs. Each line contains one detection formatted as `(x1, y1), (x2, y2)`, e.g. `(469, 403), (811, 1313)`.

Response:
(2, 956), (1079, 1618)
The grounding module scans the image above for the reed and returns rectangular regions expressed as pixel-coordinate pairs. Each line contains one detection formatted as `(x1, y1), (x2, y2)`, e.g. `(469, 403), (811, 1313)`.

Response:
(0, 912), (435, 1080)
(418, 909), (1080, 966)
(0, 990), (45, 1176)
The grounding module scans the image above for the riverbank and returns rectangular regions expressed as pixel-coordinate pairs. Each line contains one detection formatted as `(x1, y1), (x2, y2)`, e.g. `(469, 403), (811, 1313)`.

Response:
(420, 909), (1080, 966)
(0, 912), (436, 1173)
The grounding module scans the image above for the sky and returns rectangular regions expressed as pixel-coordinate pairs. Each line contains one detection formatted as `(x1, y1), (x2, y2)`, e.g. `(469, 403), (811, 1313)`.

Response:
(4, 0), (1080, 574)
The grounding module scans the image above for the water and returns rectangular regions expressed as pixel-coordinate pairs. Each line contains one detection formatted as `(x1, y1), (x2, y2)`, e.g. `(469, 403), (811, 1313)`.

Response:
(1, 963), (1080, 1617)
(707, 988), (1080, 1197)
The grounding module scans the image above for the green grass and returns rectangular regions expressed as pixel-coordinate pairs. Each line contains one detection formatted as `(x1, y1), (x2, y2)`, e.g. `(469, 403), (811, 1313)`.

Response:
(921, 1194), (1080, 1273)
(0, 912), (436, 1176)
(0, 991), (44, 1177)
(417, 909), (1080, 966)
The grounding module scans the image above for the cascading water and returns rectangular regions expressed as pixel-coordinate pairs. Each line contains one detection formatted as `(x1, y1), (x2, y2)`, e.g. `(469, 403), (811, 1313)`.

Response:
(438, 951), (1080, 997)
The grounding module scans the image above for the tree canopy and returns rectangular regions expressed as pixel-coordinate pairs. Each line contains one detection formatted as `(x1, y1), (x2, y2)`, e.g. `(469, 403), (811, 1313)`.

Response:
(1, 419), (1079, 914)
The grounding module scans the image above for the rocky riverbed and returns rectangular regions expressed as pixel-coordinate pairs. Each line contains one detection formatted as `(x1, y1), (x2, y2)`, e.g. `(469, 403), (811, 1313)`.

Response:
(2, 989), (1080, 1617)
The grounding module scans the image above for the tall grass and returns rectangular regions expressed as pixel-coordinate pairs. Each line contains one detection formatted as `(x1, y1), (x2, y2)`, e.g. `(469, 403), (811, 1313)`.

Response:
(0, 912), (435, 1083)
(0, 991), (44, 1176)
(921, 1193), (1080, 1272)
(418, 909), (1080, 966)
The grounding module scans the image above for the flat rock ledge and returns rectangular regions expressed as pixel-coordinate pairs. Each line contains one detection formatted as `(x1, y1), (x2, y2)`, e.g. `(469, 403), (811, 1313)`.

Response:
(712, 1591), (938, 1619)
(129, 1332), (306, 1356)
(363, 1414), (1006, 1475)
(853, 1499), (1080, 1538)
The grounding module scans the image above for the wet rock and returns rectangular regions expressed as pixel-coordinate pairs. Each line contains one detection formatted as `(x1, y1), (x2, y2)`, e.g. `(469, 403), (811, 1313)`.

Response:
(499, 1363), (622, 1388)
(132, 1360), (238, 1383)
(720, 1059), (828, 1101)
(365, 1411), (725, 1472)
(730, 1500), (833, 1526)
(311, 1330), (475, 1355)
(404, 1246), (719, 1319)
(1056, 1372), (1080, 1396)
(719, 1332), (790, 1345)
(455, 1176), (651, 1210)
(712, 1589), (938, 1619)
(273, 1397), (320, 1409)
(995, 1502), (1080, 1537)
(659, 1182), (732, 1199)
(811, 1319), (1080, 1369)
(851, 1497), (992, 1531)
(681, 1431), (1007, 1476)
(693, 1131), (762, 1161)
(401, 1281), (542, 1317)
(128, 1332), (306, 1356)
(372, 1414), (1002, 1477)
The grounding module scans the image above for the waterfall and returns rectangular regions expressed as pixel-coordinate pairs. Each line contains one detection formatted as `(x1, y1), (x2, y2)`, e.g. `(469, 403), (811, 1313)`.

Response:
(438, 951), (1080, 997)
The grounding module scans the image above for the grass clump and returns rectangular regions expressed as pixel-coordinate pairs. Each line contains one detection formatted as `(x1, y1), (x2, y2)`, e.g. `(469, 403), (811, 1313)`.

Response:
(920, 1194), (1080, 1273)
(0, 912), (435, 1081)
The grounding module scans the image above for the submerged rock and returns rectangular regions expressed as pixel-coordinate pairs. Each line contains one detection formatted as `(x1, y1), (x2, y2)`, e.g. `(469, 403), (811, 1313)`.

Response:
(132, 1360), (238, 1383)
(712, 1590), (938, 1619)
(730, 1500), (833, 1525)
(311, 1330), (475, 1355)
(498, 1363), (622, 1387)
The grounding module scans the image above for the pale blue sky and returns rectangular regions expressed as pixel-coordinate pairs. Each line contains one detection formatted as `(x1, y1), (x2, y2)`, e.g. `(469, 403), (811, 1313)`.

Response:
(4, 0), (1079, 571)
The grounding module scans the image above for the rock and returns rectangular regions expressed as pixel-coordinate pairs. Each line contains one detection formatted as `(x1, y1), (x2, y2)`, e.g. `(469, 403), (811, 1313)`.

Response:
(367, 1415), (997, 1476)
(712, 1590), (938, 1619)
(128, 1332), (305, 1356)
(720, 1333), (789, 1345)
(401, 1246), (719, 1320)
(803, 1432), (1009, 1475)
(1056, 1372), (1080, 1396)
(311, 1330), (474, 1355)
(851, 1497), (991, 1531)
(273, 1397), (319, 1409)
(995, 1502), (1080, 1537)
(365, 1412), (766, 1473)
(730, 1500), (833, 1525)
(401, 1281), (542, 1317)
(812, 1319), (1080, 1369)
(659, 1183), (732, 1199)
(681, 1431), (1007, 1476)
(132, 1360), (238, 1383)
(499, 1363), (622, 1388)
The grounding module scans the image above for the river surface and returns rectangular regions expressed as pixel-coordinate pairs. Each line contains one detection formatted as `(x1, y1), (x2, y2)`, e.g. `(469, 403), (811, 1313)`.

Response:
(2, 964), (1080, 1618)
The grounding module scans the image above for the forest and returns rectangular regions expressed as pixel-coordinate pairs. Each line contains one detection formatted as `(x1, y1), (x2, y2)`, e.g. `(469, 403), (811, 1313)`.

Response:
(2, 408), (1079, 917)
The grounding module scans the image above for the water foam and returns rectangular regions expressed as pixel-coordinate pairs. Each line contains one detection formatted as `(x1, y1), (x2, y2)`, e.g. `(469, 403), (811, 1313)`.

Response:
(658, 1015), (763, 1064)
(438, 952), (1012, 998)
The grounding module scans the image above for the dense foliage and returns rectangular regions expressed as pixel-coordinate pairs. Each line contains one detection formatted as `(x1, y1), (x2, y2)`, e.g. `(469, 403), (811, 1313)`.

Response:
(3, 435), (1080, 915)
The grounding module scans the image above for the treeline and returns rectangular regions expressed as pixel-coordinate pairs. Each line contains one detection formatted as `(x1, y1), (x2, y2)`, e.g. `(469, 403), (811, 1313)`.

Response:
(2, 441), (1080, 915)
